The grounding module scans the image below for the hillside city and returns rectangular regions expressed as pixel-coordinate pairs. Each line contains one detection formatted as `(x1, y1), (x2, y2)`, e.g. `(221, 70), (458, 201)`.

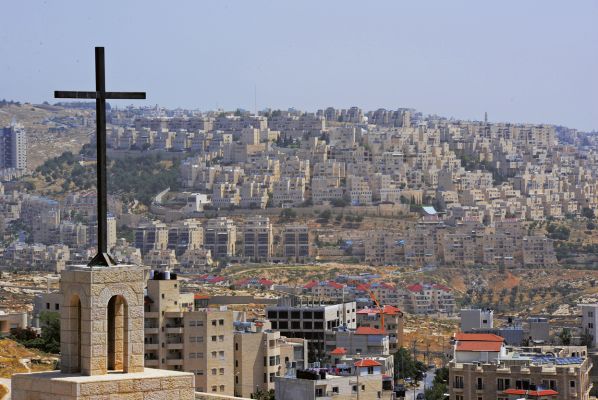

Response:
(1, 100), (598, 400)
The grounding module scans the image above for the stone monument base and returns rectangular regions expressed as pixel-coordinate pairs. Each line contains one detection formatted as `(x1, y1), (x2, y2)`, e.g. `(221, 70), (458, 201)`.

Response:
(11, 368), (195, 400)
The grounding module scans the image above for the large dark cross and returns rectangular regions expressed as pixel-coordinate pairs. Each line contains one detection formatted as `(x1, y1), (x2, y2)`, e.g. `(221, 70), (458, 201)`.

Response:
(55, 47), (146, 266)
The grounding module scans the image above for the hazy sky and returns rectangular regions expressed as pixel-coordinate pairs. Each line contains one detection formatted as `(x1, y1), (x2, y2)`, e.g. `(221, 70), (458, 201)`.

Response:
(1, 1), (597, 130)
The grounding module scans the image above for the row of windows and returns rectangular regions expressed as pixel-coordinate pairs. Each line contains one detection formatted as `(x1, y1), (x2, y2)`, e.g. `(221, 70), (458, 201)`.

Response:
(211, 335), (225, 342)
(454, 376), (570, 391)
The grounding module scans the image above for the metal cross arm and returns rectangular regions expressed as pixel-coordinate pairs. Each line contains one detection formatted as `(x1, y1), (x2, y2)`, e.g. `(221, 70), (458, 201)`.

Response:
(55, 91), (146, 100)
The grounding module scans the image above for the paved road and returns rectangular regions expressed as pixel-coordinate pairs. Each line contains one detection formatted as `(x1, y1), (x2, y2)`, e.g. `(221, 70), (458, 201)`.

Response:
(403, 368), (436, 400)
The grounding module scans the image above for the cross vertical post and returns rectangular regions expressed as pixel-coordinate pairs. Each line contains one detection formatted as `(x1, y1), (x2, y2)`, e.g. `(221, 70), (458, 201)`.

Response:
(54, 47), (146, 266)
(95, 47), (108, 257)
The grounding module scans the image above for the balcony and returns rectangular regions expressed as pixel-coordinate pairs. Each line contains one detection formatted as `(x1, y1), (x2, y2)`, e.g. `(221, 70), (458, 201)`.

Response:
(145, 327), (159, 334)
(145, 312), (159, 319)
(145, 359), (159, 367)
(166, 327), (184, 334)
(166, 358), (184, 366)
(145, 343), (159, 350)
(166, 342), (184, 350)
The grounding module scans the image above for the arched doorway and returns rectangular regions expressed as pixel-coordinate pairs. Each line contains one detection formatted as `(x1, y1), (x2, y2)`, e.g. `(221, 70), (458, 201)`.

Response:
(69, 294), (81, 373)
(107, 295), (129, 372)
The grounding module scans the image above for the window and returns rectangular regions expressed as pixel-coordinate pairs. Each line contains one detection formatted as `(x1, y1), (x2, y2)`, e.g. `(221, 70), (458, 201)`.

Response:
(235, 376), (238, 384)
(55, 304), (60, 310)
(211, 336), (217, 342)
(315, 388), (324, 397)
(219, 368), (224, 375)
(235, 360), (238, 367)
(477, 377), (483, 390)
(589, 311), (594, 317)
(454, 376), (464, 389)
(162, 294), (165, 299)
(352, 385), (357, 393)
(219, 351), (224, 359)
(218, 335), (224, 342)
(269, 372), (275, 382)
(189, 320), (196, 327)
(211, 386), (217, 392)
(197, 352), (203, 358)
(196, 370), (204, 375)
(219, 319), (224, 325)
(570, 380), (576, 388)
(589, 323), (594, 329)
(235, 343), (239, 351)
(497, 378), (510, 390)
(264, 373), (267, 383)
(197, 320), (203, 327)
(211, 351), (217, 358)
(212, 320), (217, 326)
(46, 303), (50, 309)
(220, 385), (224, 392)
(211, 369), (217, 375)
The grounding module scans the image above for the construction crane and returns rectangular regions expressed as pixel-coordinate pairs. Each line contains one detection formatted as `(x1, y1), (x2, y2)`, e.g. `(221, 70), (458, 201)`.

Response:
(367, 289), (385, 329)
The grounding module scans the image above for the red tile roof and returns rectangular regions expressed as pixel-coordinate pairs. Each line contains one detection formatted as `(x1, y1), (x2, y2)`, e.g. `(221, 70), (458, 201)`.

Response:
(356, 305), (403, 315)
(259, 278), (274, 286)
(355, 327), (387, 335)
(454, 333), (504, 342)
(456, 340), (503, 352)
(330, 347), (348, 355)
(327, 281), (344, 289)
(354, 359), (382, 367)
(303, 280), (318, 289)
(503, 389), (558, 397)
(406, 283), (423, 292)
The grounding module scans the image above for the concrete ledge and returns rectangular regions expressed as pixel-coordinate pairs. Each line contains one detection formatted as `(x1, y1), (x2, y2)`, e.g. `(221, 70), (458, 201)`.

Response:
(12, 368), (194, 400)
(195, 393), (252, 400)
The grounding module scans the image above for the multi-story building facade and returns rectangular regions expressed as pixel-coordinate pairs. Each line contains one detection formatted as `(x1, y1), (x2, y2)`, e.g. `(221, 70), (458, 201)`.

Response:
(449, 333), (592, 400)
(144, 274), (234, 395)
(233, 321), (308, 398)
(134, 221), (168, 255)
(266, 302), (357, 362)
(283, 224), (311, 262)
(167, 220), (203, 256)
(204, 217), (236, 259)
(243, 215), (273, 261)
(1, 123), (27, 170)
(356, 305), (404, 351)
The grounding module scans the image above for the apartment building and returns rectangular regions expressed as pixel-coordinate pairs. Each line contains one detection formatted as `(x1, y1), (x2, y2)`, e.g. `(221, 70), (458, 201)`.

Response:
(243, 215), (273, 261)
(404, 283), (456, 315)
(1, 123), (27, 170)
(449, 333), (592, 400)
(204, 217), (236, 259)
(167, 220), (203, 256)
(275, 359), (393, 400)
(266, 302), (357, 362)
(233, 320), (308, 398)
(282, 224), (311, 262)
(134, 221), (168, 255)
(144, 274), (234, 395)
(356, 305), (404, 351)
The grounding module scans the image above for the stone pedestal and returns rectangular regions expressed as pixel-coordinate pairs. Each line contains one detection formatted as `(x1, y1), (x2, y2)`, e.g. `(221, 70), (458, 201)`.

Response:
(12, 367), (194, 400)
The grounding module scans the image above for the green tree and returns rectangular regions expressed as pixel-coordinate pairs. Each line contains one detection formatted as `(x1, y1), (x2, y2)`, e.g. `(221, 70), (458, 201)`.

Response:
(558, 328), (572, 345)
(251, 388), (275, 400)
(394, 347), (426, 383)
(424, 367), (449, 400)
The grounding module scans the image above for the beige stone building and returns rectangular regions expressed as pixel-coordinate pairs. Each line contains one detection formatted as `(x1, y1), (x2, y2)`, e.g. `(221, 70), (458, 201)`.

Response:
(134, 220), (168, 255)
(282, 224), (312, 262)
(233, 320), (308, 398)
(204, 217), (237, 259)
(243, 215), (273, 261)
(449, 333), (592, 400)
(144, 274), (234, 395)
